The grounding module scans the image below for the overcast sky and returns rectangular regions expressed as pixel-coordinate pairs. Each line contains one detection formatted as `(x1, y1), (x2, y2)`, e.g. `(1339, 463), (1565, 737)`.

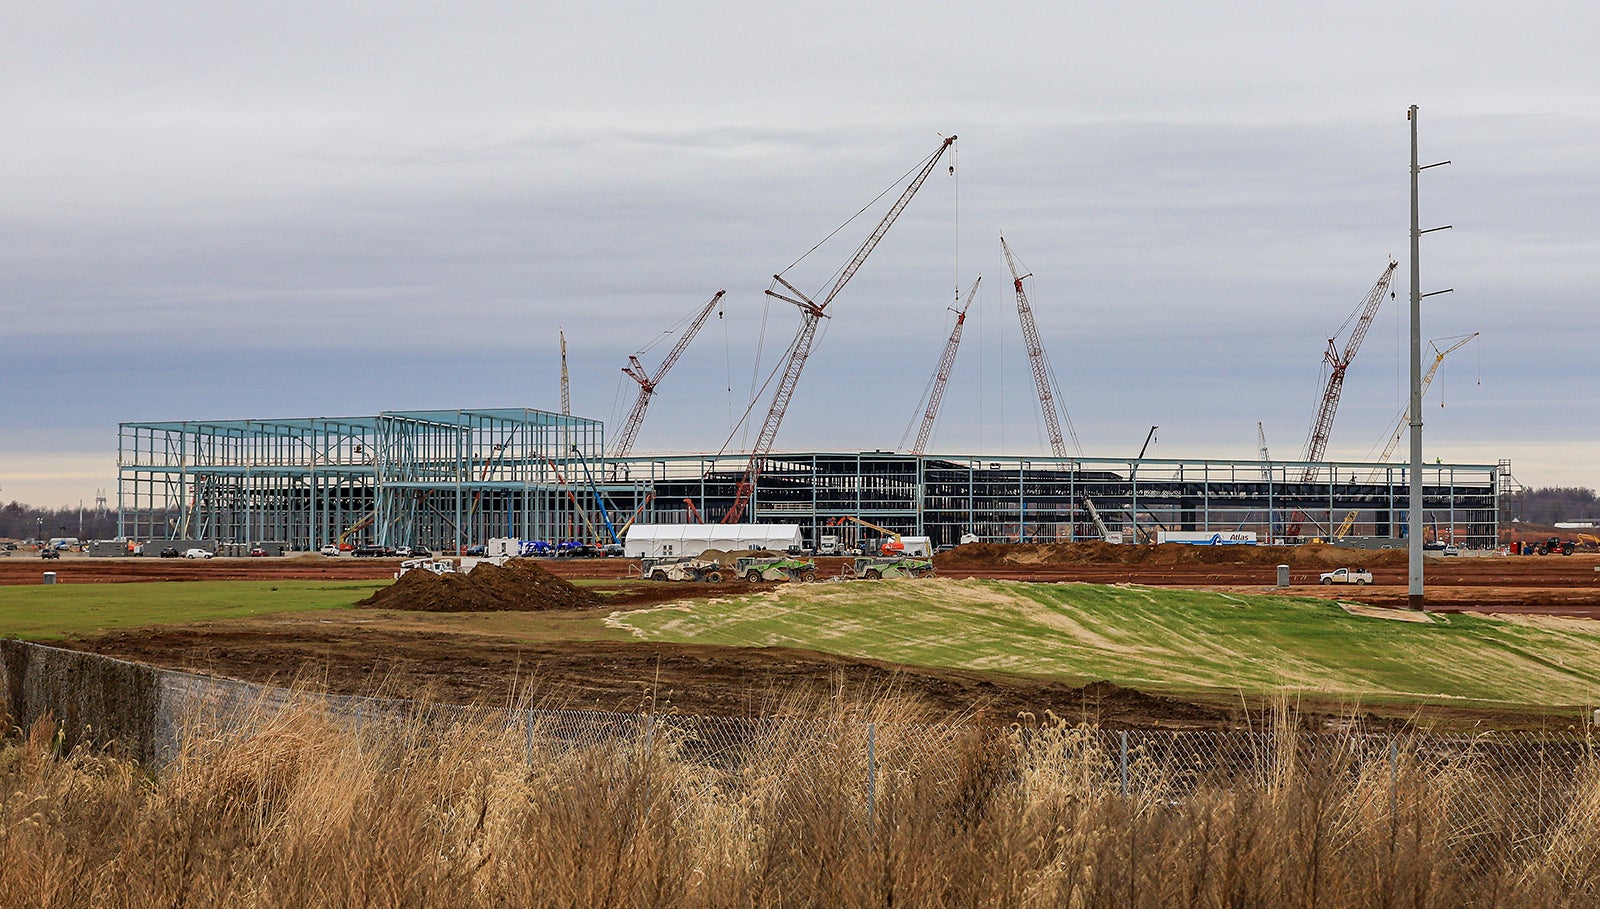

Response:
(4, 1), (1598, 506)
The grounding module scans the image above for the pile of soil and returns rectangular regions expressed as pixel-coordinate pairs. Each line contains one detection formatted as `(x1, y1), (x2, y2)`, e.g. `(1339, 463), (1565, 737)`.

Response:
(358, 559), (604, 612)
(935, 541), (1409, 570)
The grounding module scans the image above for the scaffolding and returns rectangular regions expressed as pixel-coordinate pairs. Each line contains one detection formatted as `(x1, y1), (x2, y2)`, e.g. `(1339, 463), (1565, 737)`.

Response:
(119, 412), (1501, 551)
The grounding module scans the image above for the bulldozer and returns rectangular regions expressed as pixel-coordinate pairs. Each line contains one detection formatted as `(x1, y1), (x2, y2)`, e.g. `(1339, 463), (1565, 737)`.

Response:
(848, 556), (934, 580)
(735, 556), (818, 583)
(640, 556), (724, 582)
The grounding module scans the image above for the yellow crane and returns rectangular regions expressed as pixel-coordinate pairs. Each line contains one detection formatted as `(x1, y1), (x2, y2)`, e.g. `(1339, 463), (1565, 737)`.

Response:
(1334, 333), (1478, 538)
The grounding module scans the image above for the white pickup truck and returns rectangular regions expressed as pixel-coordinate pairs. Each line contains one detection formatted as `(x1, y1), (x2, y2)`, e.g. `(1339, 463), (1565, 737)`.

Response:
(1318, 567), (1372, 586)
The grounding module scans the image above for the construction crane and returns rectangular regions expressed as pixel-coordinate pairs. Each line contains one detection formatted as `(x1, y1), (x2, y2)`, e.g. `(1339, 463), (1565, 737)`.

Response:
(722, 135), (957, 524)
(1369, 332), (1479, 472)
(1001, 235), (1075, 460)
(559, 329), (570, 417)
(910, 277), (980, 455)
(1256, 421), (1272, 480)
(1282, 261), (1398, 540)
(1299, 261), (1399, 480)
(1136, 426), (1158, 460)
(1332, 332), (1478, 537)
(611, 290), (727, 458)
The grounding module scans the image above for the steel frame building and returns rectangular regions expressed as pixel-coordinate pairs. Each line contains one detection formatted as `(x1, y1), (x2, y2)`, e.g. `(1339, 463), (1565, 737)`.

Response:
(118, 409), (605, 551)
(119, 408), (1505, 551)
(602, 452), (1502, 550)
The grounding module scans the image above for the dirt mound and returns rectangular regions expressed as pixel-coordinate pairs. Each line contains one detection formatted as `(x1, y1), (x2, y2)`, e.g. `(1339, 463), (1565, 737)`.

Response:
(358, 559), (604, 612)
(934, 541), (1409, 570)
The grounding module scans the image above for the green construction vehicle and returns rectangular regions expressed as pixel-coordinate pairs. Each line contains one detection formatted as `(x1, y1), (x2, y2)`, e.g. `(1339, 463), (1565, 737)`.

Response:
(734, 556), (818, 583)
(850, 556), (935, 580)
(640, 556), (724, 582)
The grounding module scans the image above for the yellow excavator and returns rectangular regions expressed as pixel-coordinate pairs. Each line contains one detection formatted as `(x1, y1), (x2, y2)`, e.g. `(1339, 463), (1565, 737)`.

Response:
(336, 513), (376, 551)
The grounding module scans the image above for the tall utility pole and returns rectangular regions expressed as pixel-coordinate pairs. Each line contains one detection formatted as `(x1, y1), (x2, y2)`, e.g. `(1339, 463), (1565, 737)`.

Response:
(1408, 105), (1452, 611)
(1408, 106), (1423, 610)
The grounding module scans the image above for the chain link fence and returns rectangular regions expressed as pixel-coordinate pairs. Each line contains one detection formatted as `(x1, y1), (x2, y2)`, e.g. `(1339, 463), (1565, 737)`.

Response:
(5, 639), (1597, 854)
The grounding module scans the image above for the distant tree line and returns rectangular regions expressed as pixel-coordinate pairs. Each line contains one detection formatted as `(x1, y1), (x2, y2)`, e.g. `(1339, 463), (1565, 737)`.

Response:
(1510, 486), (1600, 526)
(0, 501), (119, 541)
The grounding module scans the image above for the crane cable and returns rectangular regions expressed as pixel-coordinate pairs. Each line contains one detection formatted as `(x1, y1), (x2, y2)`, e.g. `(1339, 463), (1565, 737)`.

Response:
(774, 146), (945, 289)
(726, 140), (949, 456)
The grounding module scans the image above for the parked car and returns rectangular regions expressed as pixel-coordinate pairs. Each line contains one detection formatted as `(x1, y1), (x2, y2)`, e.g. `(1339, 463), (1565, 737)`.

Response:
(249, 548), (268, 557)
(40, 548), (60, 560)
(183, 548), (214, 560)
(159, 547), (180, 558)
(319, 544), (340, 557)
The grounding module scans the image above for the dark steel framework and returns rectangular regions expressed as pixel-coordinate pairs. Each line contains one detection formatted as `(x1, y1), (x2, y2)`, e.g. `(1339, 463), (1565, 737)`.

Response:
(605, 452), (1500, 551)
(118, 411), (1501, 552)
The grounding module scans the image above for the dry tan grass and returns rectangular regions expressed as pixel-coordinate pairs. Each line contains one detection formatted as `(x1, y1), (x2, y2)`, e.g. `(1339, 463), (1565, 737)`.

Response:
(0, 694), (1598, 907)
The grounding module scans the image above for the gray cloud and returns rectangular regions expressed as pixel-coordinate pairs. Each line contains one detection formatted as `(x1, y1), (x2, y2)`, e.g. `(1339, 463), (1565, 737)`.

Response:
(3, 2), (1597, 504)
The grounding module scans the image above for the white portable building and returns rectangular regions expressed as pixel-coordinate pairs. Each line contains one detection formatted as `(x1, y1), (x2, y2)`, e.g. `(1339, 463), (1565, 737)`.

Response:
(624, 524), (803, 559)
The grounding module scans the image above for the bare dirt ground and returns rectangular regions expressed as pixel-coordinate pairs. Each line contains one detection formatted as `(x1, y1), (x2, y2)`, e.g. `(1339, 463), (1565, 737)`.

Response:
(9, 545), (1600, 729)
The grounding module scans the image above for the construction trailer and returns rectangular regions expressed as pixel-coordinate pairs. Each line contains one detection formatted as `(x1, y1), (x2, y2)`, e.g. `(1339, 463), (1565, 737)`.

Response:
(623, 523), (803, 559)
(119, 412), (1506, 553)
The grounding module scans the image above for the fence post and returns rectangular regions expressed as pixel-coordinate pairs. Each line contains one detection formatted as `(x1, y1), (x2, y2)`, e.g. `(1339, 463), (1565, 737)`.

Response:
(867, 722), (877, 836)
(1120, 730), (1130, 795)
(644, 714), (655, 761)
(1389, 736), (1399, 819)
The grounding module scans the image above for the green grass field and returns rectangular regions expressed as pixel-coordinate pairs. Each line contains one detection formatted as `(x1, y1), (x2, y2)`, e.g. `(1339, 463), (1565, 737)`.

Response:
(9, 576), (1600, 710)
(0, 580), (383, 640)
(610, 579), (1600, 708)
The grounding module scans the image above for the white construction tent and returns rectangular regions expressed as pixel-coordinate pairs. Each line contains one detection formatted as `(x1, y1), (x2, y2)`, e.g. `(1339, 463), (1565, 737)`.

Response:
(623, 524), (803, 559)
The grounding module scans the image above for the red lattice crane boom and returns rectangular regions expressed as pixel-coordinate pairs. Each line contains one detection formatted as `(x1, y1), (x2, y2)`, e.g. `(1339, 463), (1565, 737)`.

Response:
(910, 276), (980, 455)
(722, 135), (957, 524)
(1299, 261), (1398, 480)
(1001, 235), (1071, 460)
(611, 290), (726, 458)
